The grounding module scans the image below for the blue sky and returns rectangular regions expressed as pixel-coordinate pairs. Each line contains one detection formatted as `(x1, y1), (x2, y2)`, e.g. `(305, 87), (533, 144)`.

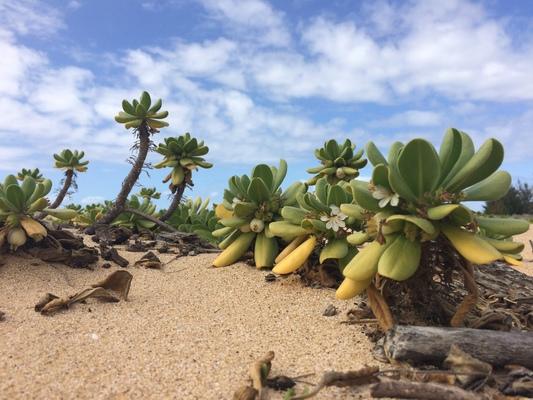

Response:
(0, 0), (532, 210)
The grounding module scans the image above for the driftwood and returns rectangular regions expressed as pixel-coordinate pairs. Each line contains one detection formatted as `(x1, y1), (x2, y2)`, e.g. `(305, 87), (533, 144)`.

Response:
(370, 379), (483, 400)
(383, 325), (533, 369)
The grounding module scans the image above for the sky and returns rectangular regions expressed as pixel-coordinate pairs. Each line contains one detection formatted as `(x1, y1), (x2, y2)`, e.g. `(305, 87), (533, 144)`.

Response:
(0, 0), (532, 209)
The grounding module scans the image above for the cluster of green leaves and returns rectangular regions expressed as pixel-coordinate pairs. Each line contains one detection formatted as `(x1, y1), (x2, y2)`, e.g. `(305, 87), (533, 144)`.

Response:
(53, 150), (89, 172)
(0, 175), (77, 250)
(166, 197), (222, 243)
(213, 160), (307, 268)
(154, 133), (213, 189)
(114, 91), (169, 130)
(307, 139), (367, 185)
(335, 129), (528, 299)
(111, 195), (157, 231)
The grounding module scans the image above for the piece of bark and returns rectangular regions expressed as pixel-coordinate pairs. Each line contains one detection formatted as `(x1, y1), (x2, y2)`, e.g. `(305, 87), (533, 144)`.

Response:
(384, 325), (533, 369)
(370, 379), (484, 400)
(99, 244), (129, 268)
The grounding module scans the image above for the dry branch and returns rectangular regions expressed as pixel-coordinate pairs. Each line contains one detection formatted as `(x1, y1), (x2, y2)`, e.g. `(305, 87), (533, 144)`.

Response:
(383, 325), (533, 369)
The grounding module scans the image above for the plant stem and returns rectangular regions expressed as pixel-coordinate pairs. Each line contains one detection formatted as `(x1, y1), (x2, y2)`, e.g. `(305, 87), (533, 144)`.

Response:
(93, 124), (151, 229)
(49, 170), (73, 209)
(159, 180), (188, 222)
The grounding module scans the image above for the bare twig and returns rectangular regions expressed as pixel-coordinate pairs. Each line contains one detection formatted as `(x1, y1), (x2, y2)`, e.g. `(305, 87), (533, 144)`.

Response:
(291, 367), (380, 399)
(123, 207), (180, 233)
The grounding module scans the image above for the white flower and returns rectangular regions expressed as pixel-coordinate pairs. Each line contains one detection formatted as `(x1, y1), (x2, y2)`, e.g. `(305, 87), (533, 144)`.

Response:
(320, 205), (348, 232)
(372, 185), (400, 208)
(232, 197), (242, 207)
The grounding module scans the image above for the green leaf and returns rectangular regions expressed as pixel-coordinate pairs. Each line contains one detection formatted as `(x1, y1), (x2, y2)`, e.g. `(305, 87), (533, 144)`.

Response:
(350, 180), (381, 212)
(319, 239), (348, 263)
(462, 171), (511, 201)
(372, 164), (390, 189)
(365, 141), (387, 166)
(233, 202), (257, 218)
(440, 131), (475, 188)
(438, 128), (462, 184)
(272, 159), (287, 192)
(248, 177), (271, 203)
(251, 164), (274, 190)
(140, 91), (151, 110)
(397, 139), (441, 199)
(477, 216), (529, 236)
(326, 185), (347, 206)
(445, 138), (504, 192)
(386, 215), (436, 235)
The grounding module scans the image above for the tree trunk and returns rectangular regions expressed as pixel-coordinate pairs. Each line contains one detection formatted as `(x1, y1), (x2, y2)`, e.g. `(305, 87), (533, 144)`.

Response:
(49, 170), (73, 209)
(383, 325), (533, 369)
(90, 125), (151, 231)
(159, 180), (188, 222)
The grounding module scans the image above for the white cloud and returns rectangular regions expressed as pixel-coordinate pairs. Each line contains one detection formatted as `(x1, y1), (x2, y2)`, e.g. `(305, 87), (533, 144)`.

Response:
(0, 0), (532, 177)
(199, 0), (290, 46)
(0, 0), (64, 36)
(247, 1), (533, 103)
(370, 110), (443, 128)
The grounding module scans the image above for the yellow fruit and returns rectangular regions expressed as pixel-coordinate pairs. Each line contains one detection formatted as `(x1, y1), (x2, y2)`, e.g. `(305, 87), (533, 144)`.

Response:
(335, 277), (372, 300)
(275, 235), (306, 264)
(272, 236), (316, 275)
(441, 224), (501, 265)
(213, 232), (255, 267)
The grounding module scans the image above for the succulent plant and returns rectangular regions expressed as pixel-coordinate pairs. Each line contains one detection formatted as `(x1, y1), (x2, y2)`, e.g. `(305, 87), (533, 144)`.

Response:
(53, 150), (89, 173)
(95, 92), (169, 229)
(74, 203), (107, 227)
(269, 178), (364, 274)
(49, 149), (89, 209)
(154, 133), (213, 221)
(17, 168), (44, 183)
(166, 197), (222, 243)
(114, 91), (169, 130)
(335, 128), (529, 301)
(307, 139), (367, 185)
(111, 195), (157, 232)
(0, 175), (77, 250)
(138, 187), (161, 200)
(213, 160), (307, 268)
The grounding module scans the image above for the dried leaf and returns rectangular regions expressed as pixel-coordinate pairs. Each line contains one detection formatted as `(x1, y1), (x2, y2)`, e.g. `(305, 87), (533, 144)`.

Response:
(35, 293), (59, 312)
(37, 270), (133, 315)
(91, 270), (133, 300)
(134, 251), (162, 269)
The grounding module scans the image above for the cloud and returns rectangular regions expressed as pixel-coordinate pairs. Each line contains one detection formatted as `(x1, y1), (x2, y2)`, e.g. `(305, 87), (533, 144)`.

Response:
(0, 0), (64, 36)
(369, 110), (443, 128)
(199, 0), (291, 46)
(247, 1), (533, 103)
(0, 0), (532, 178)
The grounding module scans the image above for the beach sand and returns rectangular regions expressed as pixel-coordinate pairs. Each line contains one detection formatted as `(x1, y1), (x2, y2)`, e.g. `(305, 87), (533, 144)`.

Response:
(0, 245), (376, 399)
(1, 226), (531, 399)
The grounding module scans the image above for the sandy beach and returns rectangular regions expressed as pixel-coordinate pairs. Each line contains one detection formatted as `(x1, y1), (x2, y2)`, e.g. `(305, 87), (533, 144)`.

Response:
(1, 227), (532, 399)
(0, 247), (376, 399)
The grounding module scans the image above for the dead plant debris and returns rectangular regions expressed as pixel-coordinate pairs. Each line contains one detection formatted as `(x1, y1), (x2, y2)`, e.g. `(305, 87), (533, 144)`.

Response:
(233, 343), (532, 399)
(134, 251), (162, 269)
(34, 270), (132, 315)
